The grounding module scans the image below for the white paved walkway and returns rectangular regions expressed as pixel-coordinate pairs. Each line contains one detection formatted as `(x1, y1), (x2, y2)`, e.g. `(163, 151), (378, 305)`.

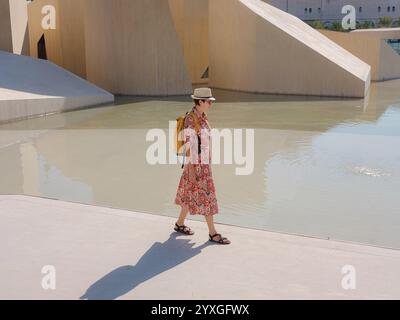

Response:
(0, 195), (399, 300)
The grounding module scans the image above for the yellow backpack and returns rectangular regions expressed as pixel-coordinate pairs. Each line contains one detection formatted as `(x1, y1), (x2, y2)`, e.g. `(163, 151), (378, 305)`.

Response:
(176, 111), (201, 157)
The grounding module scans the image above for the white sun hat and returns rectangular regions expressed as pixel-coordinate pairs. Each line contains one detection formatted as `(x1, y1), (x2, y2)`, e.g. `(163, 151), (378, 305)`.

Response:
(191, 88), (216, 101)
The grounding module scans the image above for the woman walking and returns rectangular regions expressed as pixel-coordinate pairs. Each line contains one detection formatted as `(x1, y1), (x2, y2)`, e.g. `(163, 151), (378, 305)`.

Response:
(174, 88), (230, 245)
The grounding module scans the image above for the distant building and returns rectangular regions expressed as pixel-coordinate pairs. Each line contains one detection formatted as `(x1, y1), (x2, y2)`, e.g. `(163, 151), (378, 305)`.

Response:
(264, 0), (400, 23)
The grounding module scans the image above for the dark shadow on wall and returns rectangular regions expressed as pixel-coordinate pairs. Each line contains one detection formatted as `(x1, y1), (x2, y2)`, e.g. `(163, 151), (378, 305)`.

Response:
(38, 34), (47, 60)
(80, 233), (210, 300)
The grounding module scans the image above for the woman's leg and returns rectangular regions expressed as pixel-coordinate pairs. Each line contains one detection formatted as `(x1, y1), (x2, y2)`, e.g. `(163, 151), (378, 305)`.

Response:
(205, 215), (217, 235)
(176, 205), (189, 226)
(205, 215), (231, 244)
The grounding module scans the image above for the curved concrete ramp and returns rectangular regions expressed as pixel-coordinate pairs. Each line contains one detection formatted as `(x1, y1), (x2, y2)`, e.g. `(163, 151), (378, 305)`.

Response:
(209, 0), (371, 98)
(0, 51), (114, 123)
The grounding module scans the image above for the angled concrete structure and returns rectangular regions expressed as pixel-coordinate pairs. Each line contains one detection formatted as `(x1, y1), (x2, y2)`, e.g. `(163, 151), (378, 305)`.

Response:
(8, 0), (30, 55)
(168, 0), (209, 84)
(28, 0), (86, 79)
(0, 0), (13, 52)
(320, 28), (400, 81)
(27, 0), (193, 95)
(1, 0), (29, 55)
(24, 0), (373, 98)
(0, 51), (114, 123)
(84, 0), (192, 95)
(209, 0), (371, 98)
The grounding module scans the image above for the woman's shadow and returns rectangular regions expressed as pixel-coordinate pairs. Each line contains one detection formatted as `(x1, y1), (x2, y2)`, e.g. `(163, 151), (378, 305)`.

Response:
(80, 233), (209, 300)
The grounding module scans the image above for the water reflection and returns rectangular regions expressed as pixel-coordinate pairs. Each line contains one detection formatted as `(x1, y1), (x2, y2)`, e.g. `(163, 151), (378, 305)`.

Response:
(1, 81), (400, 249)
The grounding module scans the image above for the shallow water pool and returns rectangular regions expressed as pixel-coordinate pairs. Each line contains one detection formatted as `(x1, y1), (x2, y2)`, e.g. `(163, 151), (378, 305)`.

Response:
(1, 81), (400, 249)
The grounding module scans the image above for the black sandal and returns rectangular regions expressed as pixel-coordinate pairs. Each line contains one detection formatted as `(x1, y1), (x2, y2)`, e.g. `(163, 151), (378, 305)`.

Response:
(209, 233), (230, 245)
(174, 223), (194, 235)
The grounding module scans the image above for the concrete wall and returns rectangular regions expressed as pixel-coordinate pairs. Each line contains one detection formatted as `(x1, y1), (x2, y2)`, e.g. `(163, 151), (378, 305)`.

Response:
(84, 0), (192, 95)
(0, 0), (13, 52)
(9, 0), (30, 55)
(28, 0), (63, 66)
(320, 30), (381, 80)
(352, 27), (400, 38)
(58, 0), (86, 79)
(209, 0), (371, 98)
(168, 0), (209, 84)
(23, 0), (380, 97)
(320, 28), (400, 81)
(27, 0), (193, 95)
(28, 0), (86, 78)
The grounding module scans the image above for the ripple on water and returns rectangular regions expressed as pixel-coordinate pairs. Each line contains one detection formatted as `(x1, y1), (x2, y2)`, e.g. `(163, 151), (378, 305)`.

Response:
(348, 166), (391, 177)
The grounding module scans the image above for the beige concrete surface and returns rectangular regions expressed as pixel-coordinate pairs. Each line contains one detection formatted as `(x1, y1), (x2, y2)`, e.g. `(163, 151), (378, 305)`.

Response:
(0, 194), (399, 300)
(209, 0), (371, 98)
(84, 0), (192, 95)
(27, 0), (193, 94)
(169, 0), (209, 84)
(9, 0), (30, 55)
(0, 0), (13, 52)
(28, 0), (86, 78)
(0, 51), (114, 123)
(0, 0), (30, 55)
(352, 28), (400, 38)
(320, 29), (400, 81)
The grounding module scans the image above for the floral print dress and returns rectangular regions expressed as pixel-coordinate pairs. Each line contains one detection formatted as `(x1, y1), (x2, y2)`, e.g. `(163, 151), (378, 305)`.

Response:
(175, 106), (219, 216)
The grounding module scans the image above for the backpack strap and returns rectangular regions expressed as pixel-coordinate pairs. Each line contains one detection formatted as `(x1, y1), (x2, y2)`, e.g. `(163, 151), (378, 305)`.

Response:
(189, 111), (201, 135)
(181, 111), (202, 169)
